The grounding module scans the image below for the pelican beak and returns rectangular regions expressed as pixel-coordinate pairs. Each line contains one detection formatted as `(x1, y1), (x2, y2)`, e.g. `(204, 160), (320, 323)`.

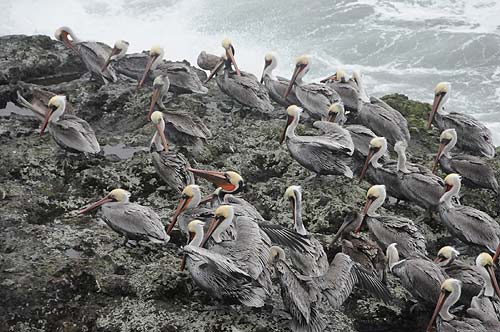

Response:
(355, 198), (373, 233)
(359, 148), (375, 183)
(61, 31), (79, 55)
(280, 115), (294, 144)
(199, 194), (215, 205)
(187, 168), (236, 192)
(204, 59), (224, 84)
(425, 290), (449, 332)
(167, 196), (192, 234)
(327, 111), (337, 123)
(156, 123), (169, 152)
(78, 195), (113, 214)
(434, 256), (443, 263)
(40, 107), (53, 136)
(148, 86), (161, 120)
(320, 73), (336, 83)
(284, 65), (304, 98)
(432, 142), (446, 174)
(260, 59), (272, 83)
(226, 46), (240, 76)
(427, 93), (445, 129)
(138, 53), (158, 88)
(486, 264), (500, 298)
(101, 46), (119, 72)
(493, 244), (500, 264)
(200, 216), (222, 248)
(331, 218), (352, 243)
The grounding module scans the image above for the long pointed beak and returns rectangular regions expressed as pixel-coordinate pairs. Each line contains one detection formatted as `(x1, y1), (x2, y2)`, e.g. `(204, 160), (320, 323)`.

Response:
(280, 115), (294, 144)
(284, 66), (302, 98)
(199, 194), (215, 205)
(187, 168), (236, 192)
(167, 196), (191, 235)
(434, 257), (444, 263)
(78, 196), (113, 214)
(493, 244), (500, 263)
(426, 290), (448, 332)
(432, 143), (445, 174)
(226, 48), (240, 76)
(355, 199), (372, 233)
(101, 47), (118, 72)
(204, 59), (224, 84)
(332, 219), (351, 243)
(148, 87), (161, 120)
(138, 54), (156, 88)
(40, 108), (53, 135)
(427, 93), (444, 129)
(487, 265), (500, 298)
(358, 149), (374, 183)
(260, 61), (271, 84)
(200, 217), (221, 248)
(156, 123), (169, 152)
(62, 33), (79, 55)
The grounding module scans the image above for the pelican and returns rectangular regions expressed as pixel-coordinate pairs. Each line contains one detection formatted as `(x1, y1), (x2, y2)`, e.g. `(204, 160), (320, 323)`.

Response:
(394, 140), (445, 210)
(260, 52), (300, 107)
(439, 173), (500, 253)
(187, 168), (244, 195)
(469, 253), (500, 321)
(425, 278), (498, 332)
(434, 246), (483, 304)
(270, 245), (391, 332)
(54, 26), (117, 83)
(196, 51), (221, 71)
(101, 40), (129, 73)
(321, 69), (362, 113)
(40, 95), (100, 154)
(358, 137), (406, 200)
(147, 75), (211, 148)
(386, 243), (445, 304)
(205, 39), (274, 114)
(138, 46), (166, 87)
(356, 185), (428, 258)
(280, 105), (354, 180)
(78, 189), (169, 245)
(433, 129), (498, 193)
(427, 82), (495, 158)
(284, 186), (329, 277)
(149, 111), (194, 193)
(283, 55), (340, 120)
(183, 220), (267, 307)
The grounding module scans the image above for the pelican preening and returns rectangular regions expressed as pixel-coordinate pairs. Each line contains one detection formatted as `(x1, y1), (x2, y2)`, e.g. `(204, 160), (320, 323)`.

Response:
(427, 82), (495, 158)
(101, 39), (129, 73)
(78, 189), (169, 245)
(284, 55), (341, 120)
(260, 52), (300, 107)
(41, 95), (100, 154)
(433, 129), (498, 193)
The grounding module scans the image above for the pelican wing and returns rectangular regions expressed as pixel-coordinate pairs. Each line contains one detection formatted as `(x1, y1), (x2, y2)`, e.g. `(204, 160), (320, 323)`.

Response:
(151, 150), (195, 193)
(163, 110), (211, 144)
(50, 115), (100, 153)
(161, 61), (208, 94)
(263, 76), (300, 107)
(295, 83), (340, 120)
(258, 223), (313, 254)
(312, 121), (355, 154)
(447, 155), (498, 192)
(218, 74), (274, 113)
(75, 41), (116, 83)
(196, 51), (221, 71)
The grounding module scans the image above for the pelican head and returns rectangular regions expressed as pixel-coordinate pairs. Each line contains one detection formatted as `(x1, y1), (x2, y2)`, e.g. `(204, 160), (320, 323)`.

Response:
(284, 55), (310, 98)
(187, 219), (205, 233)
(168, 185), (202, 234)
(187, 168), (245, 194)
(356, 185), (386, 232)
(201, 205), (235, 247)
(444, 173), (461, 192)
(475, 252), (500, 298)
(261, 52), (277, 83)
(220, 38), (240, 76)
(327, 103), (345, 123)
(426, 278), (462, 331)
(78, 188), (131, 214)
(359, 137), (387, 182)
(54, 27), (79, 53)
(432, 129), (457, 173)
(101, 39), (130, 72)
(269, 246), (286, 264)
(336, 69), (348, 83)
(427, 82), (451, 129)
(434, 246), (460, 265)
(280, 105), (303, 144)
(138, 45), (165, 87)
(284, 185), (301, 200)
(40, 95), (67, 135)
(147, 75), (170, 119)
(150, 111), (168, 152)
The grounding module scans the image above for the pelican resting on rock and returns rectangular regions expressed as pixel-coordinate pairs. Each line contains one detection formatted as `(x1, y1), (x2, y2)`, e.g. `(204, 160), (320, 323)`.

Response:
(470, 253), (500, 321)
(433, 129), (498, 193)
(78, 189), (169, 245)
(281, 105), (354, 180)
(439, 173), (500, 253)
(321, 69), (364, 113)
(427, 82), (495, 158)
(101, 39), (129, 74)
(150, 111), (194, 193)
(40, 95), (100, 154)
(260, 52), (300, 107)
(196, 51), (221, 71)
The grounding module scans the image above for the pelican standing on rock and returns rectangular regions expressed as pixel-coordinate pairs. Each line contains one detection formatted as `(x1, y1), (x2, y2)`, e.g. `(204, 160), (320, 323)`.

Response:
(439, 173), (500, 253)
(40, 95), (100, 154)
(78, 189), (169, 245)
(433, 129), (498, 193)
(260, 52), (300, 107)
(427, 82), (495, 158)
(280, 105), (354, 180)
(54, 26), (117, 83)
(283, 55), (340, 120)
(149, 111), (194, 193)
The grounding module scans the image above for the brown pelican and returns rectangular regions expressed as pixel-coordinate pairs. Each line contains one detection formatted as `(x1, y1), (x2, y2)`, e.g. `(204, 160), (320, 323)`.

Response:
(78, 189), (169, 245)
(188, 168), (244, 195)
(280, 105), (354, 180)
(168, 185), (213, 236)
(321, 69), (362, 113)
(358, 137), (406, 200)
(149, 111), (194, 193)
(40, 95), (100, 154)
(427, 82), (495, 158)
(196, 51), (221, 71)
(386, 243), (445, 304)
(284, 186), (329, 277)
(260, 52), (300, 107)
(434, 246), (483, 304)
(394, 140), (445, 210)
(469, 253), (500, 322)
(433, 129), (498, 193)
(283, 55), (340, 120)
(425, 278), (499, 332)
(101, 40), (129, 73)
(183, 219), (267, 307)
(147, 75), (211, 148)
(205, 39), (274, 114)
(356, 185), (428, 257)
(54, 26), (116, 83)
(270, 246), (391, 332)
(138, 45), (166, 87)
(439, 173), (500, 253)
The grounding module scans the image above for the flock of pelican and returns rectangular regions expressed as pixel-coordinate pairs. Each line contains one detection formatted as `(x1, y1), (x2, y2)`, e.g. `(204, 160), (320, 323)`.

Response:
(11, 26), (500, 332)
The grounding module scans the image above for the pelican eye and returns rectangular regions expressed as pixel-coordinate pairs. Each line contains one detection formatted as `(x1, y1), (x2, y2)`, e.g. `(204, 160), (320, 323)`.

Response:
(182, 194), (189, 199)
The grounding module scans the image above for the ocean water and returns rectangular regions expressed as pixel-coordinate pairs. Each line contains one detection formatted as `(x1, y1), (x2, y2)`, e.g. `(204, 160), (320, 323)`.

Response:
(2, 0), (500, 144)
